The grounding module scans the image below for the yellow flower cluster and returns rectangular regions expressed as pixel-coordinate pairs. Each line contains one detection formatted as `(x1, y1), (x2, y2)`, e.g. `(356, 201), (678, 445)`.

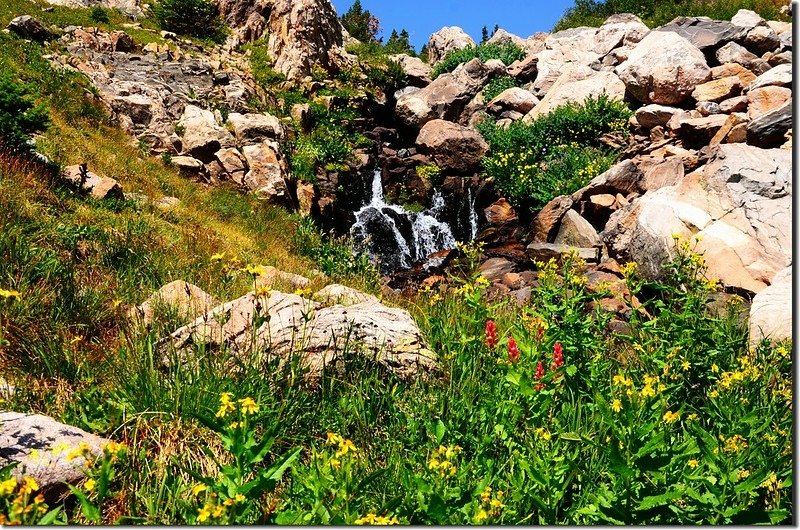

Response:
(326, 432), (358, 458)
(534, 427), (552, 442)
(0, 288), (20, 300)
(722, 434), (748, 454)
(428, 445), (462, 477)
(0, 476), (47, 522)
(65, 441), (92, 462)
(216, 393), (260, 418)
(193, 486), (246, 522)
(663, 410), (680, 424)
(475, 486), (505, 522)
(761, 472), (780, 493)
(354, 513), (399, 525)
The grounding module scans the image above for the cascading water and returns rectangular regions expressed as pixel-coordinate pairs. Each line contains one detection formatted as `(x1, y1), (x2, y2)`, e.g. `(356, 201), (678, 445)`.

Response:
(467, 187), (479, 241)
(351, 169), (457, 273)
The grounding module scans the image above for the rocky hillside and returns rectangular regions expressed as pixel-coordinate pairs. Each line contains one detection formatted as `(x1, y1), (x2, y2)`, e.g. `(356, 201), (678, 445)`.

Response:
(0, 0), (793, 524)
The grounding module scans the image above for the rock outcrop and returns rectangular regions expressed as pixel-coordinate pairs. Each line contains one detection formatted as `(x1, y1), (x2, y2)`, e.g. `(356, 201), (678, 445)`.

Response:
(427, 26), (476, 64)
(748, 266), (791, 345)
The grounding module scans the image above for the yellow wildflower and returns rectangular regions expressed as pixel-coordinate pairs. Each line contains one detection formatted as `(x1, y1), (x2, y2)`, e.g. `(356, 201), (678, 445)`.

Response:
(474, 509), (489, 523)
(191, 484), (208, 496)
(611, 399), (622, 413)
(197, 505), (212, 523)
(335, 438), (357, 457)
(84, 479), (96, 492)
(329, 457), (341, 470)
(737, 469), (751, 481)
(223, 498), (234, 507)
(681, 360), (690, 371)
(216, 392), (236, 418)
(0, 288), (20, 300)
(761, 472), (780, 493)
(663, 411), (680, 424)
(711, 363), (719, 373)
(239, 397), (259, 415)
(20, 477), (39, 495)
(687, 459), (699, 469)
(326, 432), (343, 446)
(212, 504), (225, 518)
(235, 494), (245, 503)
(0, 477), (17, 496)
(210, 252), (226, 262)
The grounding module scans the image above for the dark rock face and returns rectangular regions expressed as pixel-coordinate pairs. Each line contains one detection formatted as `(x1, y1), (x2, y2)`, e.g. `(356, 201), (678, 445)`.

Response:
(746, 102), (791, 147)
(657, 17), (747, 51)
(8, 15), (51, 41)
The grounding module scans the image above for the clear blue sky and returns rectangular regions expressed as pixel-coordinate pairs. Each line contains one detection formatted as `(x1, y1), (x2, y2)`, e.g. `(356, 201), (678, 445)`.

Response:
(329, 0), (578, 51)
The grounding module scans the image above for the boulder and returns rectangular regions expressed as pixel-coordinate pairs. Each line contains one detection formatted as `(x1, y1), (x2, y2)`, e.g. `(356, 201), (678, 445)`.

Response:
(484, 198), (518, 225)
(712, 63), (757, 87)
(487, 87), (539, 115)
(691, 76), (742, 103)
(217, 0), (351, 79)
(214, 147), (247, 183)
(709, 113), (749, 145)
(554, 209), (602, 247)
(718, 95), (749, 113)
(427, 26), (475, 64)
(635, 104), (682, 129)
(527, 243), (600, 263)
(313, 284), (379, 306)
(395, 58), (493, 127)
(478, 257), (516, 282)
(7, 15), (50, 41)
(744, 25), (781, 55)
(657, 17), (746, 51)
(177, 105), (235, 162)
(252, 266), (311, 290)
(109, 30), (135, 52)
(43, 0), (143, 17)
(748, 63), (792, 90)
(130, 280), (218, 327)
(62, 164), (124, 200)
(678, 114), (729, 147)
(603, 144), (791, 293)
(746, 101), (791, 147)
(415, 119), (488, 173)
(715, 42), (770, 74)
(162, 290), (438, 380)
(748, 266), (791, 346)
(731, 9), (767, 30)
(526, 68), (625, 119)
(507, 54), (539, 81)
(227, 112), (284, 143)
(241, 143), (288, 201)
(616, 31), (711, 104)
(0, 412), (113, 491)
(747, 86), (792, 120)
(171, 155), (204, 174)
(389, 54), (432, 87)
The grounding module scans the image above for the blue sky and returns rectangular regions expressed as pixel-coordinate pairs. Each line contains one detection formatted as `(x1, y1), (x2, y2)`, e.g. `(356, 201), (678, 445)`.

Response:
(329, 0), (578, 51)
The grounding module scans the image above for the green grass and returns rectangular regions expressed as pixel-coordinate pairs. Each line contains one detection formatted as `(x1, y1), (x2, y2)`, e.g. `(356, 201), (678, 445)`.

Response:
(554, 0), (790, 31)
(431, 42), (526, 79)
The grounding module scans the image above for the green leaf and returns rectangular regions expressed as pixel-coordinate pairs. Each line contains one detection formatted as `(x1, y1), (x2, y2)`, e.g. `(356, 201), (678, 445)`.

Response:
(37, 507), (65, 525)
(426, 494), (447, 524)
(67, 485), (101, 522)
(636, 487), (684, 511)
(434, 419), (445, 443)
(634, 431), (665, 459)
(565, 365), (577, 377)
(559, 432), (582, 442)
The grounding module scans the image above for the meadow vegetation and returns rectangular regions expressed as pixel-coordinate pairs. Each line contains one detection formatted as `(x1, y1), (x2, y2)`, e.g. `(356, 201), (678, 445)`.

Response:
(431, 43), (527, 79)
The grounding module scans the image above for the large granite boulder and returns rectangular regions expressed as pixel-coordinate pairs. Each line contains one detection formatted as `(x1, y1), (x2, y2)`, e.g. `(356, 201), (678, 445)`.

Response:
(603, 144), (791, 293)
(161, 287), (439, 380)
(0, 412), (112, 492)
(129, 280), (218, 327)
(616, 31), (711, 104)
(427, 26), (475, 64)
(415, 119), (489, 173)
(748, 266), (792, 346)
(389, 54), (433, 87)
(177, 105), (235, 162)
(526, 67), (626, 119)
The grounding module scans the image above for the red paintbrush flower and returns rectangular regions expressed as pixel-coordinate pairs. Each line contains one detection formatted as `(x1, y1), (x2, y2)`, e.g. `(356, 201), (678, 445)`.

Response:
(485, 320), (498, 349)
(507, 336), (519, 364)
(534, 361), (546, 390)
(552, 342), (564, 370)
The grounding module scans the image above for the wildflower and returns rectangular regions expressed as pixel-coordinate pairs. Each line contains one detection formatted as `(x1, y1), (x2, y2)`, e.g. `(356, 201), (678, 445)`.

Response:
(534, 427), (551, 441)
(761, 472), (780, 492)
(474, 509), (489, 523)
(723, 434), (748, 454)
(84, 479), (96, 492)
(0, 288), (20, 300)
(112, 299), (123, 308)
(0, 478), (16, 496)
(326, 432), (343, 446)
(711, 363), (719, 373)
(687, 459), (699, 469)
(191, 484), (208, 496)
(552, 342), (564, 371)
(210, 252), (226, 262)
(737, 469), (751, 481)
(20, 477), (39, 495)
(329, 457), (341, 470)
(335, 438), (357, 457)
(480, 487), (492, 504)
(223, 498), (234, 506)
(239, 397), (259, 415)
(611, 399), (622, 413)
(212, 504), (226, 518)
(216, 392), (236, 418)
(534, 361), (546, 390)
(681, 359), (690, 371)
(663, 410), (680, 424)
(640, 384), (656, 398)
(507, 337), (519, 364)
(197, 504), (212, 523)
(485, 320), (498, 349)
(229, 422), (239, 429)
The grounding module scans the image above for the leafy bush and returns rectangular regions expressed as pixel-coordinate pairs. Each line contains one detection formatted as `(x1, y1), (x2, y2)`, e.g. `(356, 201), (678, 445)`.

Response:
(432, 42), (526, 79)
(0, 74), (48, 154)
(152, 0), (226, 42)
(89, 6), (110, 24)
(478, 94), (631, 211)
(246, 40), (287, 87)
(482, 75), (521, 102)
(554, 0), (788, 30)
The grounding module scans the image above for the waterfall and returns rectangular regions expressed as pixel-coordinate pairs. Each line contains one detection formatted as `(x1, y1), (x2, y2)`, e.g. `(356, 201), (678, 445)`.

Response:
(351, 169), (457, 273)
(467, 187), (479, 240)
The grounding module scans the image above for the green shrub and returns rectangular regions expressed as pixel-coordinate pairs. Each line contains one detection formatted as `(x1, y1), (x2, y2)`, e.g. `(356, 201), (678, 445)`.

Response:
(89, 6), (110, 24)
(0, 74), (48, 154)
(246, 40), (287, 88)
(482, 75), (521, 102)
(554, 0), (788, 30)
(432, 43), (526, 79)
(478, 94), (631, 211)
(152, 0), (226, 42)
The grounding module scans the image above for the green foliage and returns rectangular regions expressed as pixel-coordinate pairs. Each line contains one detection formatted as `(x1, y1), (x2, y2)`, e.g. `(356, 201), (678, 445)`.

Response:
(384, 28), (415, 56)
(89, 6), (110, 24)
(554, 0), (789, 30)
(478, 94), (632, 211)
(0, 74), (48, 154)
(246, 39), (287, 88)
(431, 42), (526, 79)
(481, 75), (521, 102)
(293, 216), (379, 289)
(340, 0), (381, 43)
(152, 0), (226, 42)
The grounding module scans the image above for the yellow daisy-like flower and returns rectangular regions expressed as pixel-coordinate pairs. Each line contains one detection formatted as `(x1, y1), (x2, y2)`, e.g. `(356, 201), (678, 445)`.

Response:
(326, 432), (343, 446)
(611, 399), (622, 413)
(0, 288), (20, 300)
(687, 459), (699, 469)
(235, 494), (245, 503)
(210, 252), (226, 262)
(663, 410), (680, 424)
(329, 457), (341, 470)
(197, 505), (212, 523)
(0, 477), (17, 496)
(191, 484), (208, 496)
(335, 438), (357, 457)
(239, 397), (259, 415)
(20, 477), (39, 495)
(84, 479), (96, 492)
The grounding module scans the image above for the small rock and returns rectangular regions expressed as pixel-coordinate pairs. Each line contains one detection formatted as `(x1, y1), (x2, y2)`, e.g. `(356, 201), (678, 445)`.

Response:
(484, 198), (518, 225)
(634, 104), (681, 129)
(691, 76), (741, 103)
(62, 164), (124, 200)
(747, 86), (792, 120)
(527, 243), (600, 263)
(748, 63), (792, 90)
(554, 209), (602, 247)
(719, 95), (749, 113)
(130, 280), (218, 327)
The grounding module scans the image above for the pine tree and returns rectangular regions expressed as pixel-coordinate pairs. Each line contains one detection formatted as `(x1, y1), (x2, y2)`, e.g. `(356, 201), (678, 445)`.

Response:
(340, 0), (381, 43)
(481, 25), (489, 43)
